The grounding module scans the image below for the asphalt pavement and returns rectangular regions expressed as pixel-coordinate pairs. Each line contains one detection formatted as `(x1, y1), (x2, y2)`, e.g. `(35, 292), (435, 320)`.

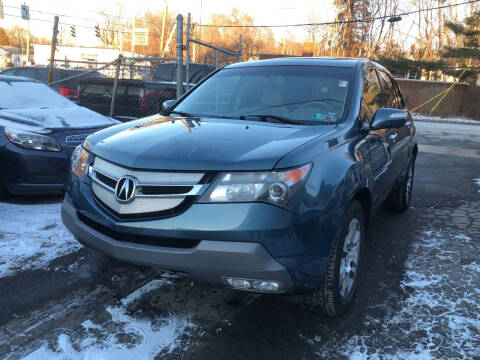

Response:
(0, 120), (479, 360)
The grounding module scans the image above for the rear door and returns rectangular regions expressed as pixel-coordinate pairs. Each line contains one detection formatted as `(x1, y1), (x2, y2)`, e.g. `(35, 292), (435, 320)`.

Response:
(361, 67), (392, 203)
(376, 69), (411, 186)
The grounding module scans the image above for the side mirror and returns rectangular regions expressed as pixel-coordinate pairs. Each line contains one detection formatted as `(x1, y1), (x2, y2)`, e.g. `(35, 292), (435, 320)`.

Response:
(161, 99), (176, 114)
(370, 108), (407, 130)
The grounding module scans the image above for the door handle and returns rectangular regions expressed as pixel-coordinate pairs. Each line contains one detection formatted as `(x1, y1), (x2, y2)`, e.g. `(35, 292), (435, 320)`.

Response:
(389, 132), (398, 141)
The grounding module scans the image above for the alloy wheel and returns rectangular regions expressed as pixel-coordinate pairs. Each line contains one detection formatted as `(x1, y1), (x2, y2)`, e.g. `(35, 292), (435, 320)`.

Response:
(339, 218), (361, 299)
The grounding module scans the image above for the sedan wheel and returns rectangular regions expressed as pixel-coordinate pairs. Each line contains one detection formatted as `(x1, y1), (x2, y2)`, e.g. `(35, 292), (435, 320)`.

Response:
(385, 160), (415, 212)
(304, 200), (365, 316)
(339, 218), (361, 299)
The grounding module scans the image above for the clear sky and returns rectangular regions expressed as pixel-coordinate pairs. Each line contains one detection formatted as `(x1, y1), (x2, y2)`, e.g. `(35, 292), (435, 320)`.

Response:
(0, 0), (333, 46)
(0, 0), (475, 49)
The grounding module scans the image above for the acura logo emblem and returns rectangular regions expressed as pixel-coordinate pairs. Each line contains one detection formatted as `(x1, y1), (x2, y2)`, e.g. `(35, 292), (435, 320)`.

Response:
(115, 176), (138, 203)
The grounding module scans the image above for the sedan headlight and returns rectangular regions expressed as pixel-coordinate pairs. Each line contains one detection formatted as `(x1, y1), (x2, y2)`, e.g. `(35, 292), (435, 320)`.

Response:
(71, 145), (90, 178)
(199, 164), (312, 207)
(4, 127), (61, 152)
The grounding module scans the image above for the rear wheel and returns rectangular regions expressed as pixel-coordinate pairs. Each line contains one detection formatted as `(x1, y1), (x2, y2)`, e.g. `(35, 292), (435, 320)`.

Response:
(304, 200), (365, 316)
(385, 160), (415, 212)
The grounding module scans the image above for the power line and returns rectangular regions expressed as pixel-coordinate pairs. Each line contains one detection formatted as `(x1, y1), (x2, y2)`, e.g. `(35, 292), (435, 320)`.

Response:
(2, 3), (166, 28)
(1, 12), (168, 40)
(196, 0), (480, 28)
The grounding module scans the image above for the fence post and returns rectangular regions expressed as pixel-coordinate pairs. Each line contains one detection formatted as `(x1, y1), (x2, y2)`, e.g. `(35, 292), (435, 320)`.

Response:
(47, 16), (59, 84)
(215, 50), (218, 68)
(185, 13), (191, 91)
(176, 14), (184, 99)
(109, 55), (122, 118)
(238, 35), (242, 62)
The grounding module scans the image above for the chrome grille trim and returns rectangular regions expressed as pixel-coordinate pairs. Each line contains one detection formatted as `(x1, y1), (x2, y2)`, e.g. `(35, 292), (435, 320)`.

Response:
(93, 157), (204, 185)
(89, 158), (209, 216)
(91, 182), (185, 214)
(89, 166), (208, 198)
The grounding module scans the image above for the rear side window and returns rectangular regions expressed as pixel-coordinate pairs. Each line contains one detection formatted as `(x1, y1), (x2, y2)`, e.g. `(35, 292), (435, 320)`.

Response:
(390, 77), (405, 108)
(153, 64), (175, 81)
(362, 68), (386, 122)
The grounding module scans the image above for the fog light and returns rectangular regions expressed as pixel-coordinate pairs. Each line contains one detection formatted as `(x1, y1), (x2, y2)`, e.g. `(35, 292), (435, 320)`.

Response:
(252, 280), (280, 292)
(225, 278), (251, 290)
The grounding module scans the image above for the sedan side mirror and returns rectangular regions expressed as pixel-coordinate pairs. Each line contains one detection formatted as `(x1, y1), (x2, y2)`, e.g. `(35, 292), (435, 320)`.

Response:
(162, 99), (176, 114)
(370, 108), (407, 130)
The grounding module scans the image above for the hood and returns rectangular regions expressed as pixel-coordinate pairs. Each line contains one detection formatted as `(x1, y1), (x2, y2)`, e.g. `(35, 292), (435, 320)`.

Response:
(88, 115), (336, 171)
(0, 106), (118, 134)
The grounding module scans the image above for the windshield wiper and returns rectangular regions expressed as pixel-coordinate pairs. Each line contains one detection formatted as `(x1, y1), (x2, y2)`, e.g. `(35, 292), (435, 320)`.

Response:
(239, 114), (297, 125)
(168, 110), (197, 117)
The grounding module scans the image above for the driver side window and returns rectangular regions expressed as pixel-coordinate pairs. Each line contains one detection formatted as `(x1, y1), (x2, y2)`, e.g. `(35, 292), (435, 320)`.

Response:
(361, 68), (386, 124)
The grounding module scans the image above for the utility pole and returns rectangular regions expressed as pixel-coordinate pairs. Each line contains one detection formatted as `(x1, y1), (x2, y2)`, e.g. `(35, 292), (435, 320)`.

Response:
(176, 14), (183, 98)
(48, 16), (59, 84)
(131, 17), (135, 56)
(20, 4), (30, 64)
(437, 0), (443, 52)
(160, 3), (167, 56)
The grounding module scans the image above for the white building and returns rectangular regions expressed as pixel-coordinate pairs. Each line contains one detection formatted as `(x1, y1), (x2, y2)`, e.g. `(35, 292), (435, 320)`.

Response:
(0, 46), (24, 69)
(32, 44), (134, 67)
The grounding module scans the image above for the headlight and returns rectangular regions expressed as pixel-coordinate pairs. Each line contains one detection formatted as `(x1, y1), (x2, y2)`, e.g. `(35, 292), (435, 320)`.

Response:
(199, 164), (311, 207)
(71, 145), (89, 178)
(4, 127), (61, 152)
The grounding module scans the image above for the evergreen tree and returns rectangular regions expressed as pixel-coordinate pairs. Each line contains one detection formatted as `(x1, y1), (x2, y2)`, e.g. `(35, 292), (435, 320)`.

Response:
(443, 12), (480, 81)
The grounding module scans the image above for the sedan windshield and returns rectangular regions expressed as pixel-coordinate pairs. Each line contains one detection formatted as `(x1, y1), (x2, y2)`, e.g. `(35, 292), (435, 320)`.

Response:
(0, 81), (73, 110)
(173, 65), (353, 124)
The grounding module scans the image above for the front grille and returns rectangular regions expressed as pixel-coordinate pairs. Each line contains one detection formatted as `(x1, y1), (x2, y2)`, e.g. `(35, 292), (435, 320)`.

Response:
(77, 212), (200, 248)
(66, 134), (89, 143)
(89, 157), (210, 219)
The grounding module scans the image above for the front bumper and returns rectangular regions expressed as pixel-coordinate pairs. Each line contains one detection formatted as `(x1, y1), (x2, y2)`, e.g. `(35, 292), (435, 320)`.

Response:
(63, 173), (342, 292)
(62, 197), (295, 292)
(1, 143), (68, 195)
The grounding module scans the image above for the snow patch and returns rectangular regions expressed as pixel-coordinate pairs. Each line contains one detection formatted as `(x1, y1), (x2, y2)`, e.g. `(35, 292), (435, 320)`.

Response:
(313, 230), (480, 359)
(413, 113), (480, 125)
(0, 202), (81, 278)
(22, 280), (193, 360)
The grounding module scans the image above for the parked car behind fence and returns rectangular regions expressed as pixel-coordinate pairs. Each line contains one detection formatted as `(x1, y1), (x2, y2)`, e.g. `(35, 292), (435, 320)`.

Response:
(78, 62), (216, 121)
(0, 66), (105, 101)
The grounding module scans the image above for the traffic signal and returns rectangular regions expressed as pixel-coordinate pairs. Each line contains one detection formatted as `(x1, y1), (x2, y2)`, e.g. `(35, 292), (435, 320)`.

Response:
(70, 25), (76, 38)
(95, 25), (101, 38)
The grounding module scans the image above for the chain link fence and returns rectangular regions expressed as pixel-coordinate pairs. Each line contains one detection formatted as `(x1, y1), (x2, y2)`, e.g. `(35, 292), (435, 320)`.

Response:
(42, 14), (244, 122)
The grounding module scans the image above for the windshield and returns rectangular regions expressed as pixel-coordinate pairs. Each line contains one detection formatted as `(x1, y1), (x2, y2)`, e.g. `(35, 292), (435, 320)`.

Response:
(0, 81), (73, 109)
(173, 65), (353, 124)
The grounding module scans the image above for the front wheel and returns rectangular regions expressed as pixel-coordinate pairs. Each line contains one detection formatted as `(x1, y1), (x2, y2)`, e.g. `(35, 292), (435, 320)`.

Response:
(304, 200), (365, 316)
(385, 160), (415, 212)
(0, 168), (8, 200)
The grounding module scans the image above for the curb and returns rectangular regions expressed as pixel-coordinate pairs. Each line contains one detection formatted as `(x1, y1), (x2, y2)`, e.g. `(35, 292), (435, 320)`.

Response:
(412, 116), (480, 126)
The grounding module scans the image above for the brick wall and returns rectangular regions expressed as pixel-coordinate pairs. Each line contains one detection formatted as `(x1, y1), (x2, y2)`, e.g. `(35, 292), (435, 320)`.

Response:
(396, 79), (479, 120)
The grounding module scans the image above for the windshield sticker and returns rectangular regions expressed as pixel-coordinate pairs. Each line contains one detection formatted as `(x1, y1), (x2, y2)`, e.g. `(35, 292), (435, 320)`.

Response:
(313, 113), (327, 121)
(327, 112), (337, 122)
(338, 80), (348, 88)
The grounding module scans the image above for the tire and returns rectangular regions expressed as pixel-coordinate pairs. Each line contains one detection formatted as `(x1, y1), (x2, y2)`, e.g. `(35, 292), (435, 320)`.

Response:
(385, 160), (415, 213)
(304, 200), (365, 317)
(0, 169), (8, 200)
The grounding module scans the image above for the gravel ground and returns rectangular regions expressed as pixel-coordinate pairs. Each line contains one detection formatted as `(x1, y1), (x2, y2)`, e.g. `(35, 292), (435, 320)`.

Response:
(0, 120), (479, 360)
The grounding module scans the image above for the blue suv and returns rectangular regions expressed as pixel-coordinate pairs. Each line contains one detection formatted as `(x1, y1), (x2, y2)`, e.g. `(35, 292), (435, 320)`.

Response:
(62, 58), (417, 316)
